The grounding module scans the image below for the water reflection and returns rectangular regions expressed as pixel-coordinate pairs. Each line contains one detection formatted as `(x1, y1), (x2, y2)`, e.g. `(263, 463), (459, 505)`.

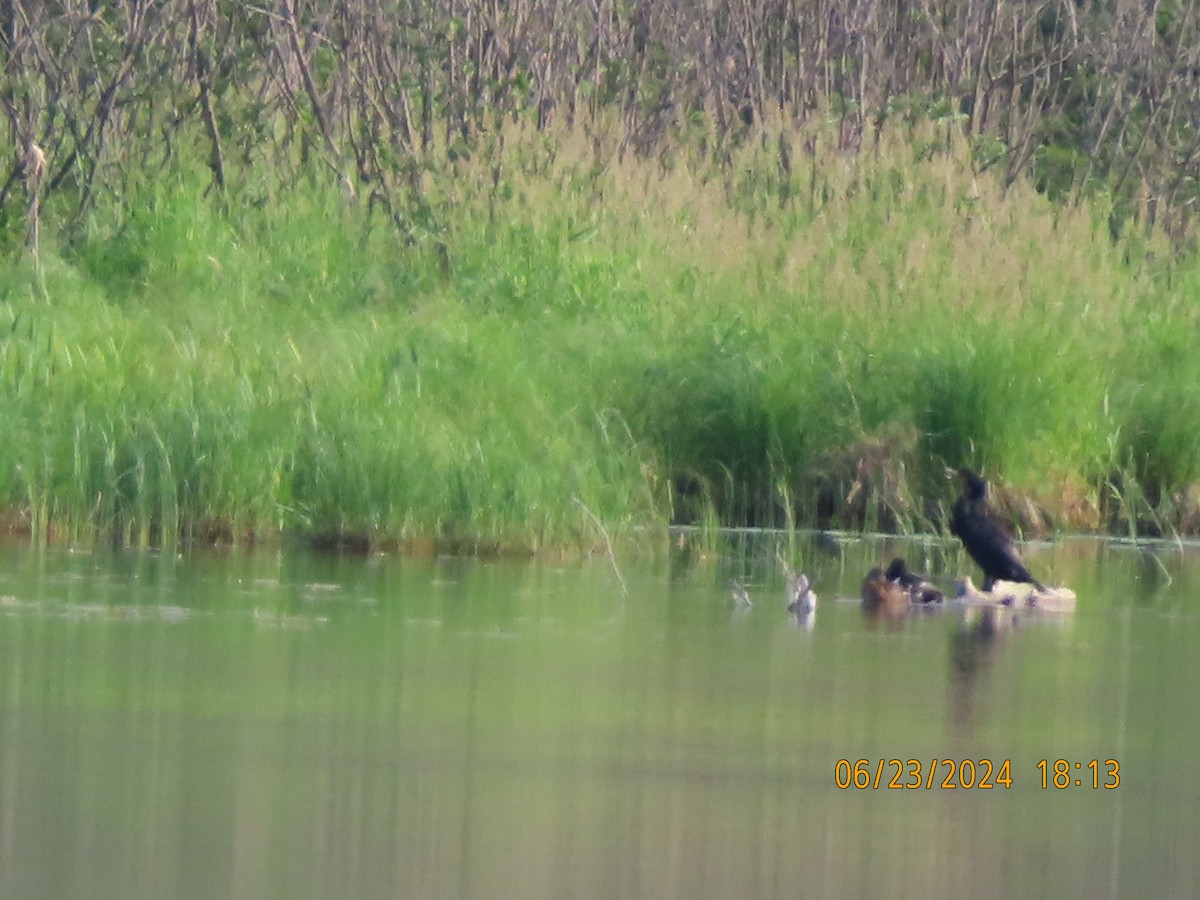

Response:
(947, 606), (1011, 731)
(0, 536), (1196, 898)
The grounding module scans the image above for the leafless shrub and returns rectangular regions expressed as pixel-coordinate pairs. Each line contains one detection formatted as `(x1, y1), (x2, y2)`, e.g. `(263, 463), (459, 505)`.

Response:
(2, 1), (1199, 241)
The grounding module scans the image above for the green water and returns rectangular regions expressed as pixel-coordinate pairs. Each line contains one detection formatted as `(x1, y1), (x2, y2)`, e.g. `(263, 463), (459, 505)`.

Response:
(0, 534), (1195, 899)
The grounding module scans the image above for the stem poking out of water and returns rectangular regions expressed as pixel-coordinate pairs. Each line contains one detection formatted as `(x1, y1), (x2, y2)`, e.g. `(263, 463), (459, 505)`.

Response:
(572, 495), (629, 601)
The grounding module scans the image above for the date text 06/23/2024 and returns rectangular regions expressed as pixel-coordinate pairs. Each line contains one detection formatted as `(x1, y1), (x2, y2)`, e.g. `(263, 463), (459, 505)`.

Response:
(833, 758), (1121, 790)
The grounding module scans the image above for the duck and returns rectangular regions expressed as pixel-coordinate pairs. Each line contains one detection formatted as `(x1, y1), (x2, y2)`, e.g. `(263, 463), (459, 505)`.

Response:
(949, 468), (1045, 593)
(861, 567), (910, 617)
(885, 557), (944, 604)
(786, 572), (817, 614)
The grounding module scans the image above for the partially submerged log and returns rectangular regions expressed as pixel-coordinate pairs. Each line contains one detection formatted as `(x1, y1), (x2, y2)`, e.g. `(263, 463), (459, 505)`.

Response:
(953, 577), (1077, 613)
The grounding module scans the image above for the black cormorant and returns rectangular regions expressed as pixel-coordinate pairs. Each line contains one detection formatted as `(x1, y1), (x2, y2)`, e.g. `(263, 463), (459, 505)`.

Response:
(950, 469), (1045, 592)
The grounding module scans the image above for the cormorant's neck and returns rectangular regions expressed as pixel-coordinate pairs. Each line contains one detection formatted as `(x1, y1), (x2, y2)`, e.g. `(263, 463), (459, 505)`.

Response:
(961, 471), (987, 501)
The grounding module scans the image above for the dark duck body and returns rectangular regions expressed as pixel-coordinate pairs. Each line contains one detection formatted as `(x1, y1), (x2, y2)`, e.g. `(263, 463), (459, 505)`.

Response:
(885, 557), (943, 604)
(950, 469), (1045, 592)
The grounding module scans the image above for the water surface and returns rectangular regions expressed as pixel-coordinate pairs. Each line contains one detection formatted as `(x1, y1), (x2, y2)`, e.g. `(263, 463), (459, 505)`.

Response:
(0, 534), (1195, 899)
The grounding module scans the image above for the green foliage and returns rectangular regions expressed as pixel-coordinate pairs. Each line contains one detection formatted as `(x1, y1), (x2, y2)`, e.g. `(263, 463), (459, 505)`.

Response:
(0, 119), (1196, 548)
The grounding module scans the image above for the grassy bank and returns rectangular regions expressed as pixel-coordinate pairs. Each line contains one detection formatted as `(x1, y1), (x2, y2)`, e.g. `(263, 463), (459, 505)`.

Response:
(1, 119), (1197, 551)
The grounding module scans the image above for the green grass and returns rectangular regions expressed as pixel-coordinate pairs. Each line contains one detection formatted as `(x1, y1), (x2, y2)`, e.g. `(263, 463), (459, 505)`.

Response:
(0, 118), (1197, 550)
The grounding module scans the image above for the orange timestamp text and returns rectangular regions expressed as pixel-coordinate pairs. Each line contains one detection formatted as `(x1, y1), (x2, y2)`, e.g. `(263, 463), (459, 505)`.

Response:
(1036, 758), (1120, 789)
(834, 758), (1122, 790)
(834, 758), (1012, 790)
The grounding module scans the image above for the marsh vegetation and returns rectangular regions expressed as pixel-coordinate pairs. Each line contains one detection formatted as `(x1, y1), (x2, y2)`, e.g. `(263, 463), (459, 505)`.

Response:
(3, 2), (1200, 550)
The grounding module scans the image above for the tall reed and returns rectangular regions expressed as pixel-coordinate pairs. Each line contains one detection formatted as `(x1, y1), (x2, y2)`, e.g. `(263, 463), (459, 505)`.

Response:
(0, 118), (1191, 549)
